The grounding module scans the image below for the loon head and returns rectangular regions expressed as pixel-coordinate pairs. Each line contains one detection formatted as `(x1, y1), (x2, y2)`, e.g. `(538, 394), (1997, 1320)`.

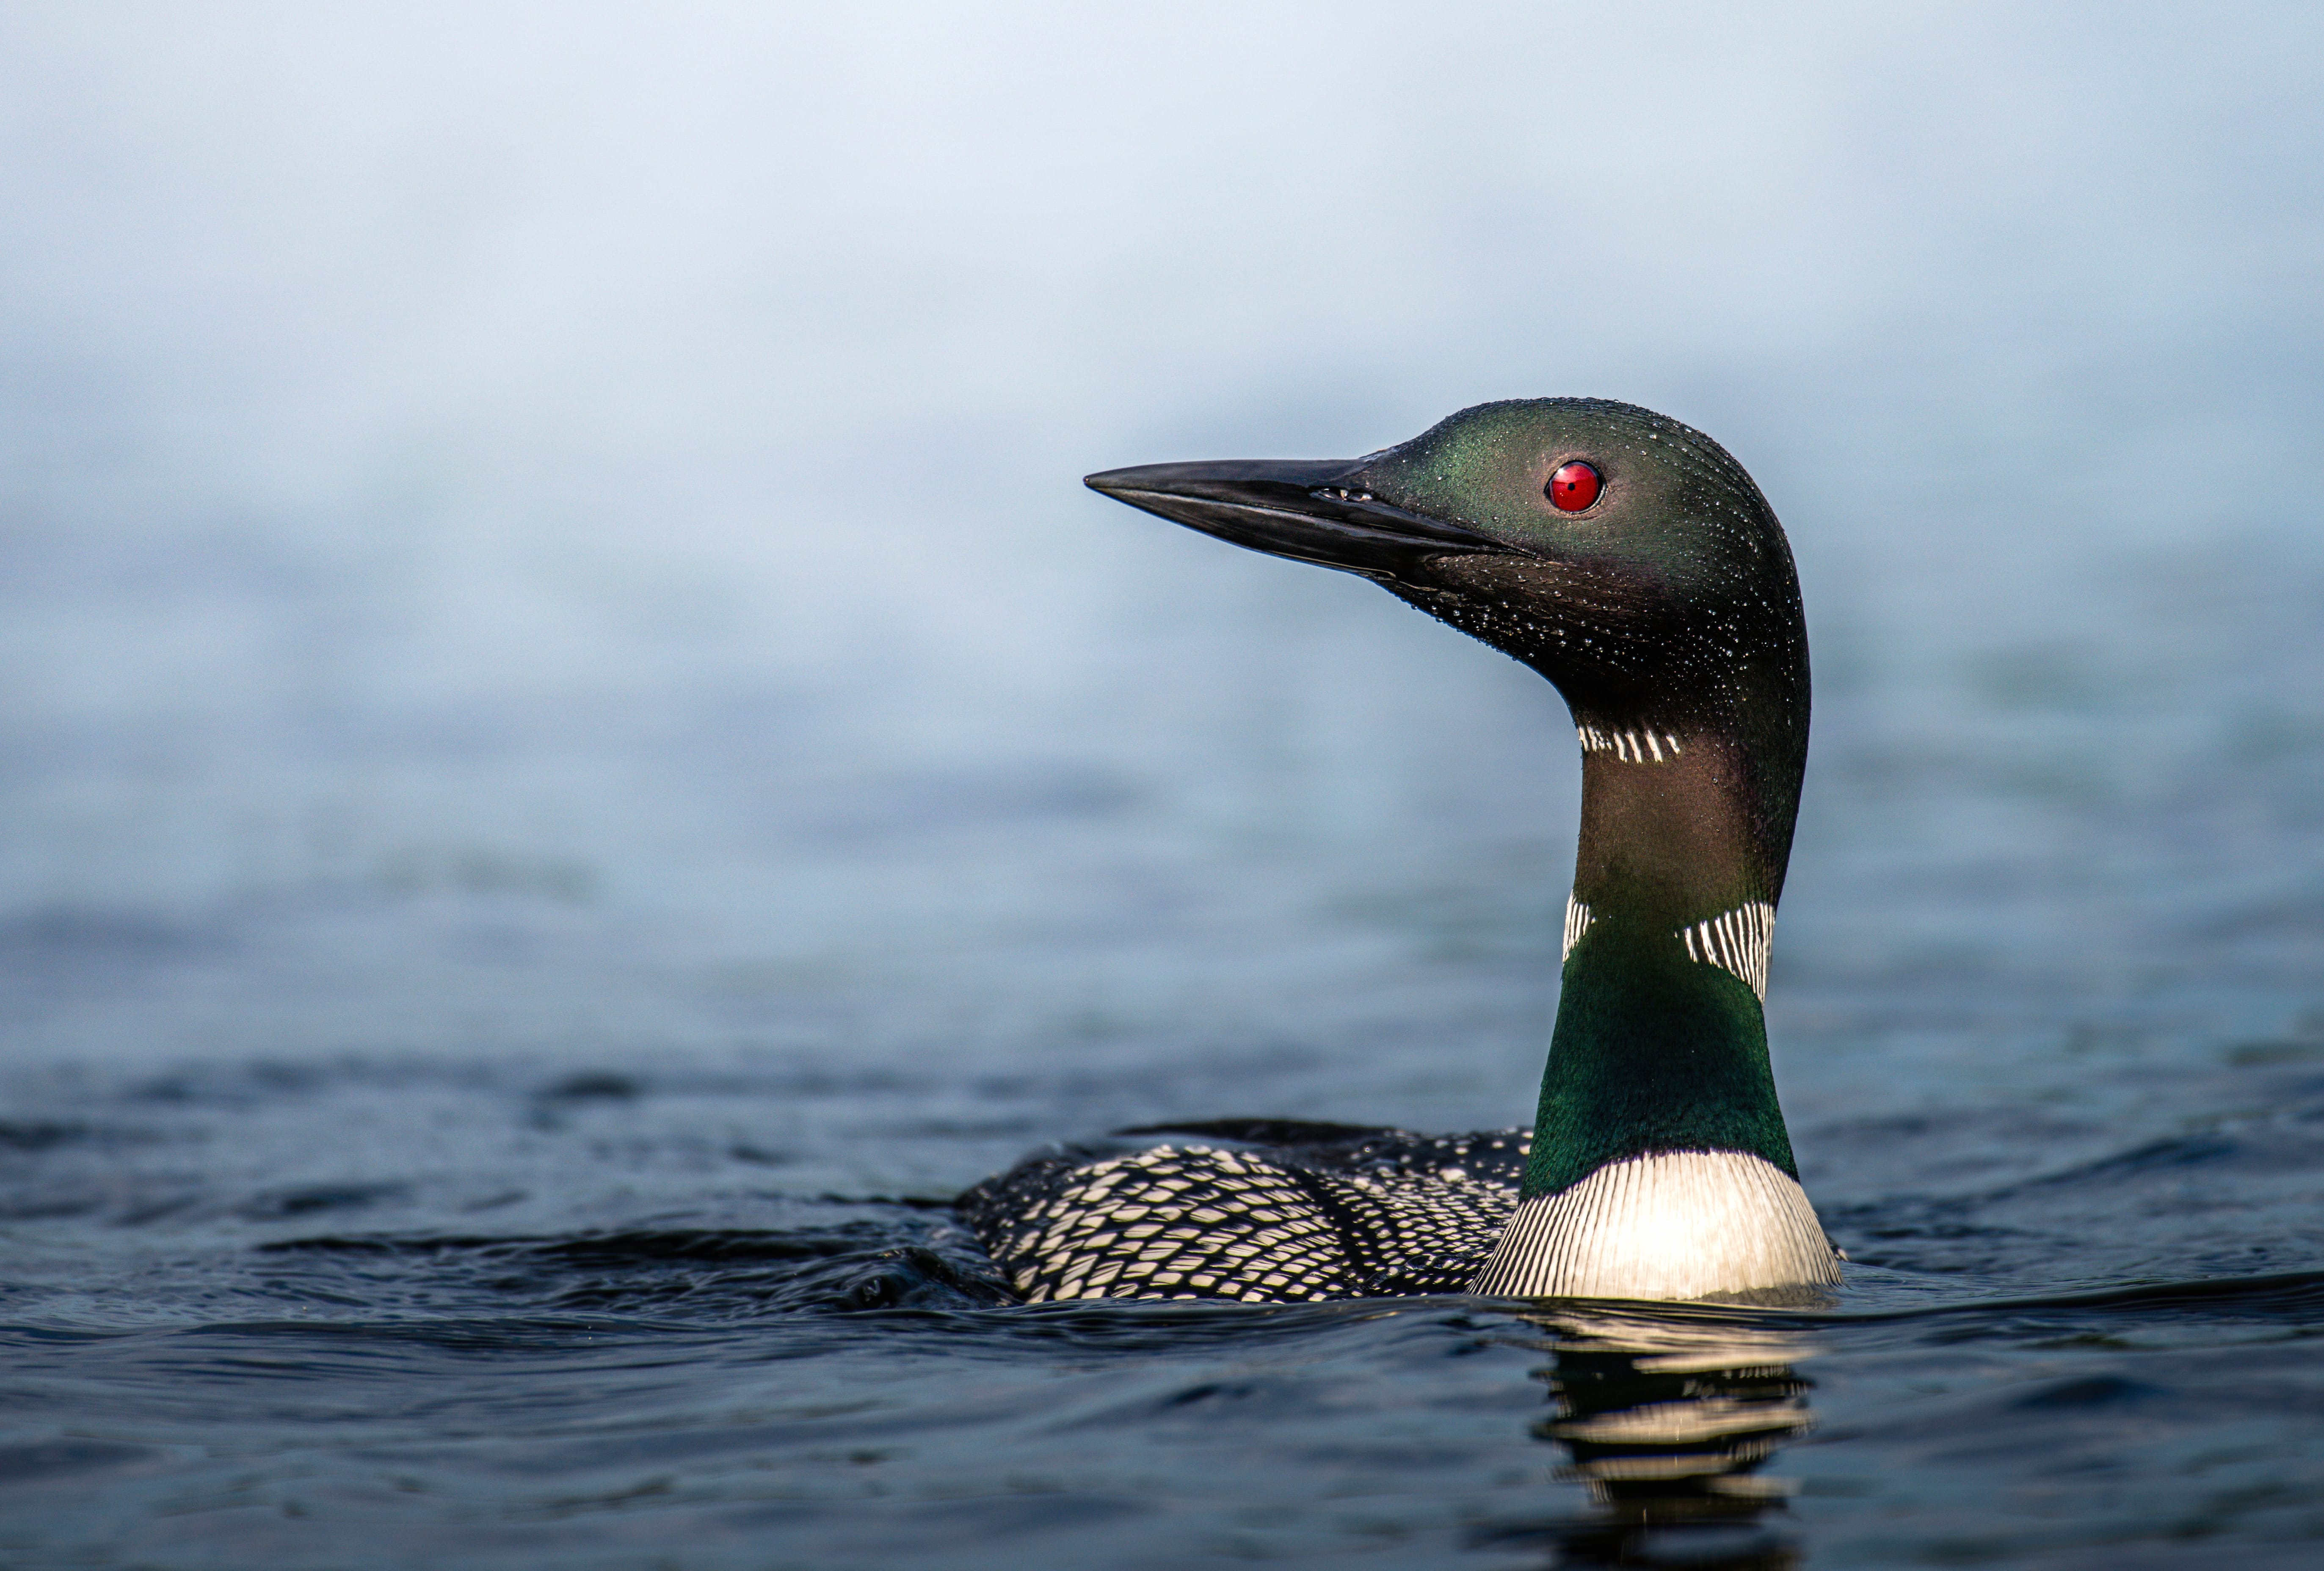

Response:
(1088, 398), (1837, 1304)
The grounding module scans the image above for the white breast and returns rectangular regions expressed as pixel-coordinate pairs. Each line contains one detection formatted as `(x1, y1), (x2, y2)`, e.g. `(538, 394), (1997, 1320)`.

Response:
(1467, 1149), (1838, 1302)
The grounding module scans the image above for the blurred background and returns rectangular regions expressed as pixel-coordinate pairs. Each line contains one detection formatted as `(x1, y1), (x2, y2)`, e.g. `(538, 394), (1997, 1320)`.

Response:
(3, 0), (2321, 1209)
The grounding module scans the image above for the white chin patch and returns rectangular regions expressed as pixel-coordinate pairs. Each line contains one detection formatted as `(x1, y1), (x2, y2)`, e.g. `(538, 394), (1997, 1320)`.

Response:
(1467, 1150), (1838, 1303)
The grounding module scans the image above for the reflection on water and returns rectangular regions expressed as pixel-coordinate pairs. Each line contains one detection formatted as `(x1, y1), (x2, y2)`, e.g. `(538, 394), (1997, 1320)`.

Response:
(1488, 1314), (1823, 1570)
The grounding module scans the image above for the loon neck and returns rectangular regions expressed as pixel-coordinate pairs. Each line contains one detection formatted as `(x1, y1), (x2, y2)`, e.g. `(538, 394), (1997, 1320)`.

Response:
(1522, 711), (1803, 1199)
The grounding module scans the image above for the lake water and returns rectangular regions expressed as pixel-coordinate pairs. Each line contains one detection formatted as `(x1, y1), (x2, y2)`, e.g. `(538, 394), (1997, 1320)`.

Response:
(3, 6), (2323, 1566)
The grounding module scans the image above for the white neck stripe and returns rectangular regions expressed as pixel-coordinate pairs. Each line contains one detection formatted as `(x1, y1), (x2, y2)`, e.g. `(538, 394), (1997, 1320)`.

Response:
(1677, 902), (1774, 1000)
(1562, 896), (1595, 962)
(1578, 725), (1683, 763)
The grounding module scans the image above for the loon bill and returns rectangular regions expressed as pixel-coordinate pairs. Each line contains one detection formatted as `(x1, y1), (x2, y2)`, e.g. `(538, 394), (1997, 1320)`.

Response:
(958, 398), (1840, 1304)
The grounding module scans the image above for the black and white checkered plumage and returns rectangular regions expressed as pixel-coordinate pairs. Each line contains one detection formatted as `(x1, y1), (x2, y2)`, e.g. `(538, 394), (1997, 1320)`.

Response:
(958, 1122), (1529, 1303)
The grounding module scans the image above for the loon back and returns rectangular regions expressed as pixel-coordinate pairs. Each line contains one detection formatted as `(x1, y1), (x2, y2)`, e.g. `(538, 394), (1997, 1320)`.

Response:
(965, 398), (1838, 1304)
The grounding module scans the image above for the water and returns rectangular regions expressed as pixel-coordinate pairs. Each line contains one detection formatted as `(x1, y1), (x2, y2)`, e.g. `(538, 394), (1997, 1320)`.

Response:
(5, 4), (2324, 1565)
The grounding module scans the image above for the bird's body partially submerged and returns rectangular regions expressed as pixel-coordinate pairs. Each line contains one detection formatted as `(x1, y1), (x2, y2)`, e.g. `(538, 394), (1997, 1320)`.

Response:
(962, 398), (1841, 1304)
(961, 1122), (1528, 1302)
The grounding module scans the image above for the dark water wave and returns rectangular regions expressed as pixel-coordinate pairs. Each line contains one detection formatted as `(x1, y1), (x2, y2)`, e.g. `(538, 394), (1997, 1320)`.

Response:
(210, 1218), (2324, 1333)
(10, 1231), (2323, 1569)
(4, 1053), (2324, 1570)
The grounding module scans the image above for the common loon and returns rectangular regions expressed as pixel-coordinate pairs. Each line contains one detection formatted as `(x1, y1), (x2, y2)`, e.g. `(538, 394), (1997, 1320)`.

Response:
(961, 398), (1839, 1304)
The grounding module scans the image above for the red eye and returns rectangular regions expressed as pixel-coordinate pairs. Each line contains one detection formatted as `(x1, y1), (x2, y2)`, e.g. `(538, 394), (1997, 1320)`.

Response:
(1547, 460), (1601, 512)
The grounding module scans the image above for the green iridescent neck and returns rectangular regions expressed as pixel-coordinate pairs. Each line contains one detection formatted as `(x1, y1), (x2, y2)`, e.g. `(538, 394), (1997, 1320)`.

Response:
(1520, 715), (1804, 1198)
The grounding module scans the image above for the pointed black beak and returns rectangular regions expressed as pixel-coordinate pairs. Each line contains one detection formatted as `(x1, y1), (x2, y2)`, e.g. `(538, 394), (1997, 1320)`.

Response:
(1084, 458), (1508, 582)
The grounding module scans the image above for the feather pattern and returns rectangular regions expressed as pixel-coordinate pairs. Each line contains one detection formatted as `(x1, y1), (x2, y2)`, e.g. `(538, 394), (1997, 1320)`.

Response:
(960, 1128), (1526, 1302)
(963, 1133), (1835, 1304)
